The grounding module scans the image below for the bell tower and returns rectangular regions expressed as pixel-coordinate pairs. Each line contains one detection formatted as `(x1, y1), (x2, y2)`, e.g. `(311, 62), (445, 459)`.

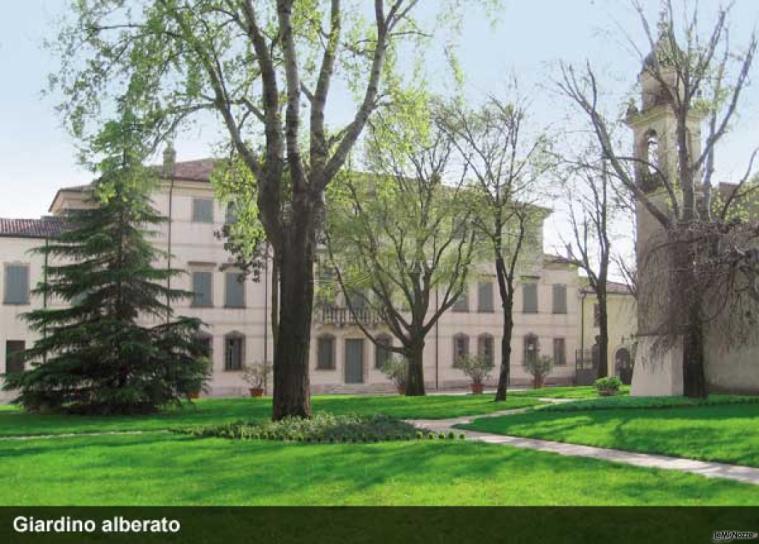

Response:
(624, 16), (704, 396)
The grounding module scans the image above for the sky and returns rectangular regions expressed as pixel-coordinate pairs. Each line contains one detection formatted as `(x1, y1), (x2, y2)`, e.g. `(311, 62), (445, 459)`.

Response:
(1, 0), (758, 258)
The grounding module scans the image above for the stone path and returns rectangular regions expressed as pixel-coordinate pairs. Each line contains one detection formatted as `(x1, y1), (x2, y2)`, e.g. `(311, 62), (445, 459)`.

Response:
(409, 411), (759, 487)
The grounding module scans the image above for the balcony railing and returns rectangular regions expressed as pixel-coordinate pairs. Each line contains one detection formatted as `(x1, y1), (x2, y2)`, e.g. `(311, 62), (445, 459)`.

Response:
(315, 305), (383, 328)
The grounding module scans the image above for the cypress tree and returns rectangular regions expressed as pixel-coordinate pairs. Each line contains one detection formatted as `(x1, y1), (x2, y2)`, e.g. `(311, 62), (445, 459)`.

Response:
(3, 119), (210, 414)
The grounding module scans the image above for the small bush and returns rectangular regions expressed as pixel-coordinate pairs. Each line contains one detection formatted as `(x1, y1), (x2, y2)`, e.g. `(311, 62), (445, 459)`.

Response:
(452, 355), (494, 386)
(181, 413), (434, 443)
(594, 376), (623, 396)
(523, 355), (554, 389)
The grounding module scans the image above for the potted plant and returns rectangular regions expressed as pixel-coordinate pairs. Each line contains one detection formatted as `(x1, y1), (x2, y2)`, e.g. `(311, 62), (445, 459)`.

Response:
(380, 356), (409, 395)
(242, 361), (272, 397)
(523, 355), (554, 389)
(453, 355), (494, 394)
(594, 376), (623, 397)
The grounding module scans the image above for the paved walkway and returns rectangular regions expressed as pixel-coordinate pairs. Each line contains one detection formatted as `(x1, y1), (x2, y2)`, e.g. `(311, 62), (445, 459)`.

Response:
(410, 412), (759, 487)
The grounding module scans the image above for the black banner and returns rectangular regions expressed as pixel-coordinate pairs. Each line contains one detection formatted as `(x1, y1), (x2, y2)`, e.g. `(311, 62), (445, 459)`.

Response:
(1, 507), (757, 543)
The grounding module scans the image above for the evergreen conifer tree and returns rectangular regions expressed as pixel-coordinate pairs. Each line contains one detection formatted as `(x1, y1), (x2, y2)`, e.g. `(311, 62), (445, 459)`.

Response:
(2, 117), (210, 414)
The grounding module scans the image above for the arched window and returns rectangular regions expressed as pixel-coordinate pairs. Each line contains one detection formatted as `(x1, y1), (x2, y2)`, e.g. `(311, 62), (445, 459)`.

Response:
(224, 331), (245, 371)
(644, 129), (660, 175)
(316, 334), (336, 370)
(477, 334), (494, 365)
(195, 332), (213, 359)
(375, 334), (393, 369)
(523, 334), (539, 366)
(453, 333), (470, 364)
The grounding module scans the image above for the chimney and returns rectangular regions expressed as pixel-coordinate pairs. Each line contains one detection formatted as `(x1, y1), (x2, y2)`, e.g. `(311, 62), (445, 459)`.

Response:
(162, 144), (176, 178)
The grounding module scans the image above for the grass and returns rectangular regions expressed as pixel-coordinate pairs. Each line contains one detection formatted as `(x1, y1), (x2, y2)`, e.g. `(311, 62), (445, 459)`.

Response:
(2, 432), (758, 506)
(511, 385), (630, 399)
(462, 402), (759, 467)
(533, 393), (759, 412)
(0, 394), (540, 437)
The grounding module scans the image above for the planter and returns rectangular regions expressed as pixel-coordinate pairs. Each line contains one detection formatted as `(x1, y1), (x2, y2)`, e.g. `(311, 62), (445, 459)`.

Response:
(598, 389), (617, 397)
(249, 387), (264, 398)
(533, 377), (544, 389)
(187, 391), (200, 399)
(470, 383), (484, 395)
(396, 385), (407, 395)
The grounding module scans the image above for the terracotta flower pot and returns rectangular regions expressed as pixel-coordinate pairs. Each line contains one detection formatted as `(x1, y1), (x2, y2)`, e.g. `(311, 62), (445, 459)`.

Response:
(471, 383), (484, 395)
(249, 387), (264, 398)
(187, 391), (200, 399)
(397, 385), (407, 395)
(533, 377), (544, 389)
(598, 389), (616, 397)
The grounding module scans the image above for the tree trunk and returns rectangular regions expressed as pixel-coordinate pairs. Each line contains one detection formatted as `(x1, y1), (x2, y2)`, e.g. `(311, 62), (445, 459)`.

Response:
(597, 292), (609, 378)
(494, 300), (514, 402)
(271, 202), (316, 420)
(405, 339), (426, 396)
(680, 244), (707, 398)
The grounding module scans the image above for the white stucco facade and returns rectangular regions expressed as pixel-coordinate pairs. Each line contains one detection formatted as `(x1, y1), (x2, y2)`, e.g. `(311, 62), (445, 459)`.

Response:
(1, 160), (593, 399)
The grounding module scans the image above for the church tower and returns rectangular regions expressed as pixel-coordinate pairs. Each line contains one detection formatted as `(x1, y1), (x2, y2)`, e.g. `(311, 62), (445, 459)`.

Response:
(624, 18), (704, 396)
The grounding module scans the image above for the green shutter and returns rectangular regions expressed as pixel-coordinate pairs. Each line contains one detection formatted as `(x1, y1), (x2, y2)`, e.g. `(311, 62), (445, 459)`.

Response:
(192, 272), (213, 307)
(4, 265), (30, 305)
(523, 283), (538, 313)
(478, 282), (493, 312)
(225, 272), (245, 308)
(552, 284), (567, 314)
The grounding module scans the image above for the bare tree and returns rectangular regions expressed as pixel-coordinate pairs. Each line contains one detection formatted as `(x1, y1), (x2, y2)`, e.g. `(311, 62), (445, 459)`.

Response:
(558, 1), (758, 397)
(439, 96), (549, 401)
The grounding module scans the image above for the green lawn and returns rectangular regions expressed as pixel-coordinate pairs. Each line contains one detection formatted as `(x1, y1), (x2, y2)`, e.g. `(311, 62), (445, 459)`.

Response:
(0, 394), (540, 437)
(533, 393), (759, 412)
(2, 432), (758, 506)
(462, 402), (759, 467)
(511, 385), (630, 399)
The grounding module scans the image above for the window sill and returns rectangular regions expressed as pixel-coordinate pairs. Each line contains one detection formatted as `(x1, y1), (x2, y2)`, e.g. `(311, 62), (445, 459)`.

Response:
(224, 305), (247, 309)
(191, 304), (214, 309)
(315, 367), (336, 371)
(477, 309), (494, 313)
(3, 302), (30, 306)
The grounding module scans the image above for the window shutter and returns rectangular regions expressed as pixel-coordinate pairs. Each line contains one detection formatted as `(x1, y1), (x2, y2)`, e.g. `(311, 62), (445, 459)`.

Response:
(192, 198), (214, 223)
(478, 282), (494, 312)
(192, 272), (213, 307)
(453, 289), (469, 312)
(4, 265), (30, 305)
(523, 283), (538, 313)
(375, 336), (392, 369)
(552, 284), (567, 314)
(225, 272), (245, 308)
(318, 337), (334, 369)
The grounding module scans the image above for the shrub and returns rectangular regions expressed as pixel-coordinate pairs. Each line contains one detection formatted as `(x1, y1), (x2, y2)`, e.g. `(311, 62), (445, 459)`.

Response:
(523, 355), (554, 389)
(380, 356), (409, 392)
(594, 376), (623, 396)
(181, 413), (447, 443)
(453, 355), (494, 386)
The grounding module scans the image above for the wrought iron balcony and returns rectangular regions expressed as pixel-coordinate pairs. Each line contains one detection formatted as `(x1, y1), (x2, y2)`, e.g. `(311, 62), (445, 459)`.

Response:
(315, 305), (383, 328)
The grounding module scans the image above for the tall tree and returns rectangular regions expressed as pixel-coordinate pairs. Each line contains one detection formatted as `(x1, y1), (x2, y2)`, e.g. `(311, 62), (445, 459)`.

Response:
(51, 0), (492, 419)
(559, 155), (616, 379)
(558, 1), (758, 397)
(3, 117), (210, 414)
(325, 110), (478, 396)
(439, 97), (548, 401)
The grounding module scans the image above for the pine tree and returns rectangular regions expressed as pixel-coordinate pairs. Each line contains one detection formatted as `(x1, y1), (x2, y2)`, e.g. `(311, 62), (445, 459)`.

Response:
(3, 119), (210, 414)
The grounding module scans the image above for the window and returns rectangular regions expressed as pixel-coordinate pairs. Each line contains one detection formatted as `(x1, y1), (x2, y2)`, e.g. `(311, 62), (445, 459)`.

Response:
(224, 333), (244, 371)
(522, 283), (538, 314)
(453, 289), (469, 312)
(191, 271), (213, 307)
(477, 334), (494, 364)
(347, 289), (367, 312)
(225, 202), (238, 224)
(4, 264), (30, 305)
(552, 284), (567, 314)
(192, 198), (214, 223)
(317, 335), (336, 370)
(478, 281), (494, 313)
(375, 334), (392, 369)
(225, 272), (246, 308)
(593, 303), (600, 327)
(453, 334), (469, 364)
(553, 338), (566, 366)
(523, 334), (539, 365)
(644, 129), (659, 174)
(5, 340), (25, 374)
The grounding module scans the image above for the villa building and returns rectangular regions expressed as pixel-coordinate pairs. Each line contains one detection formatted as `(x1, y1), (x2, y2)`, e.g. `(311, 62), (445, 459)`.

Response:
(0, 158), (628, 399)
